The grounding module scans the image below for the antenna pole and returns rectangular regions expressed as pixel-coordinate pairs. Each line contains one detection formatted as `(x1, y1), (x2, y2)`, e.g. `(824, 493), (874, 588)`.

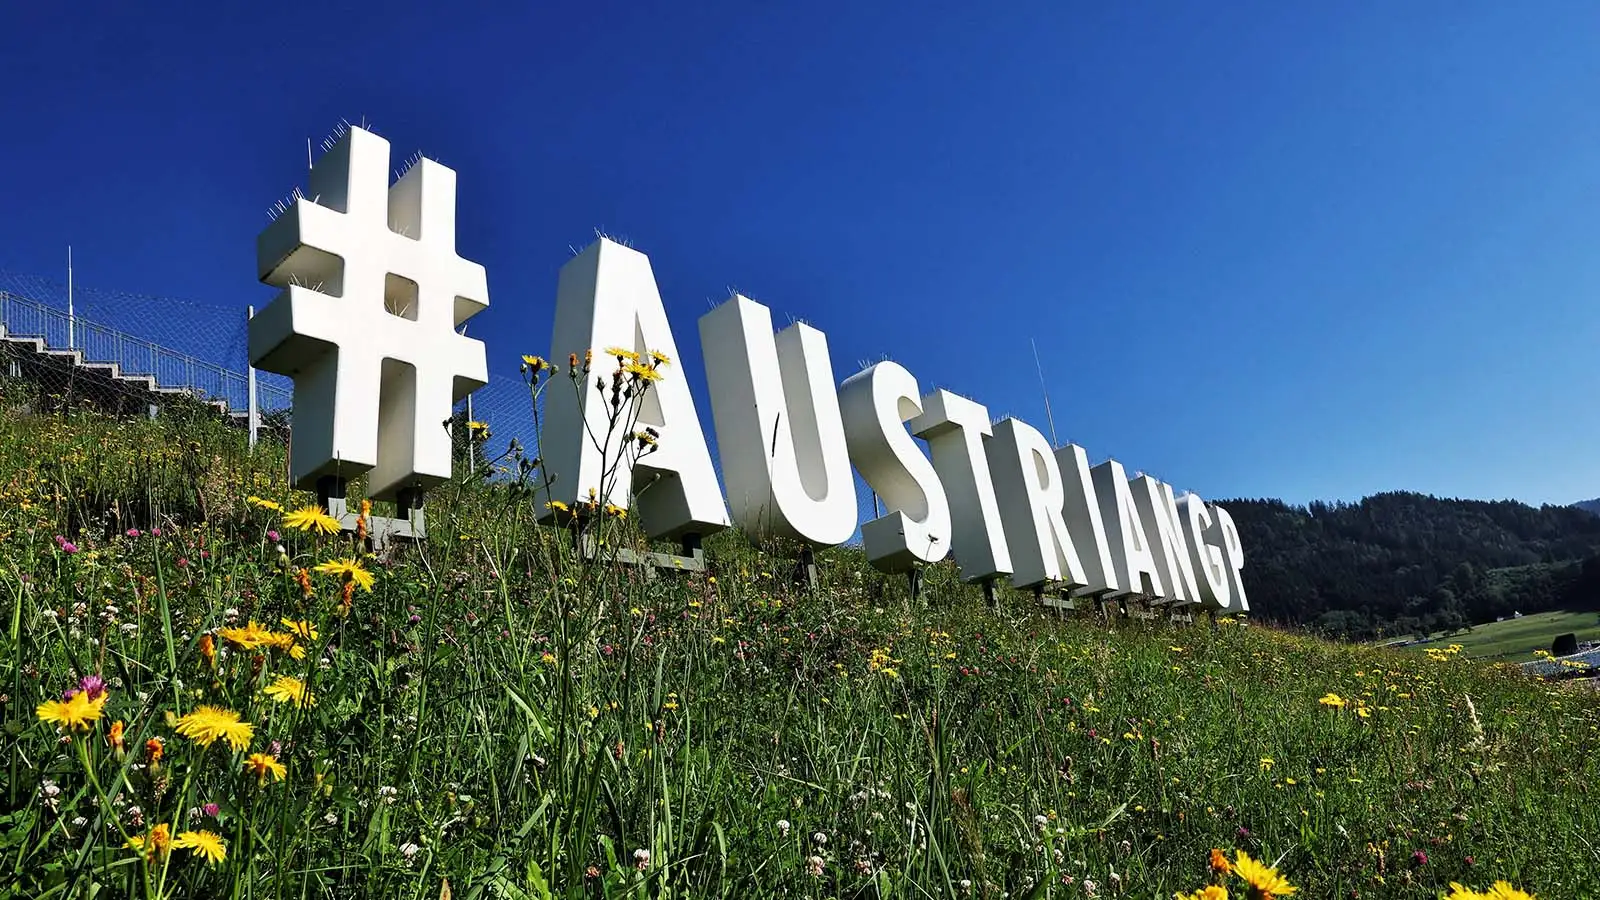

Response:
(1031, 337), (1058, 447)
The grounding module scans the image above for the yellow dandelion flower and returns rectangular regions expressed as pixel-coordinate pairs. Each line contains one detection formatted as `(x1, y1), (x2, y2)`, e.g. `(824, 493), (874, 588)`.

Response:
(1483, 884), (1535, 900)
(547, 500), (570, 514)
(1445, 885), (1487, 900)
(1318, 693), (1346, 708)
(624, 361), (662, 382)
(263, 675), (316, 708)
(127, 823), (172, 860)
(246, 496), (284, 512)
(244, 752), (287, 783)
(648, 349), (671, 366)
(257, 631), (304, 659)
(173, 830), (227, 864)
(313, 558), (375, 592)
(1233, 850), (1296, 898)
(1177, 888), (1229, 900)
(281, 618), (318, 641)
(604, 346), (641, 363)
(283, 505), (341, 535)
(175, 706), (254, 751)
(218, 621), (275, 651)
(37, 690), (107, 731)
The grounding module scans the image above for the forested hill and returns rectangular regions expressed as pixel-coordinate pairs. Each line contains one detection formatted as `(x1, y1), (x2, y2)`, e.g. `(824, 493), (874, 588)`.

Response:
(1217, 491), (1600, 640)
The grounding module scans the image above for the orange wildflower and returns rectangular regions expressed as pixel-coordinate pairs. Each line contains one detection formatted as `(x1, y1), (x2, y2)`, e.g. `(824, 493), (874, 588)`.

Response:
(108, 720), (126, 753)
(145, 737), (164, 765)
(199, 633), (216, 670)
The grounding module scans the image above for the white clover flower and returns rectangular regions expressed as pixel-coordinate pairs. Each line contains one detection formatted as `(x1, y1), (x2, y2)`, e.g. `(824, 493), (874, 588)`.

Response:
(776, 819), (791, 837)
(805, 855), (824, 877)
(812, 831), (827, 846)
(399, 841), (421, 860)
(633, 848), (651, 870)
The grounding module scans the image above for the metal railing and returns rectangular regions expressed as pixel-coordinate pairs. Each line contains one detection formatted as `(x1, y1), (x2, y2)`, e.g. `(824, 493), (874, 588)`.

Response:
(0, 289), (292, 417)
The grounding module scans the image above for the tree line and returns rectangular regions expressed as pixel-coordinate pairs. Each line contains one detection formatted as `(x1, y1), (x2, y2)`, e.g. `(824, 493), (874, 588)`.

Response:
(1217, 491), (1600, 640)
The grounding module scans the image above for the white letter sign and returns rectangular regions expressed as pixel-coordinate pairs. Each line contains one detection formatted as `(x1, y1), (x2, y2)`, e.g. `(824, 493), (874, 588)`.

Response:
(699, 295), (856, 546)
(542, 239), (728, 539)
(839, 362), (951, 571)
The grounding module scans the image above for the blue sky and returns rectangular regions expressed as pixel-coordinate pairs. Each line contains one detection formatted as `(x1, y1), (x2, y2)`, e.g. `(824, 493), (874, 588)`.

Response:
(4, 2), (1600, 507)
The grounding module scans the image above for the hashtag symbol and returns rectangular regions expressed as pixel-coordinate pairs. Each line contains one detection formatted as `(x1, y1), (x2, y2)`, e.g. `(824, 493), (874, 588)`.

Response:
(250, 125), (488, 500)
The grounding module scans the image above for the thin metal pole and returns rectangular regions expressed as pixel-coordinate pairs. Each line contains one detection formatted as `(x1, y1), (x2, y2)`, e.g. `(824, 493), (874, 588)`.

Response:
(247, 305), (259, 449)
(465, 393), (475, 476)
(67, 246), (75, 350)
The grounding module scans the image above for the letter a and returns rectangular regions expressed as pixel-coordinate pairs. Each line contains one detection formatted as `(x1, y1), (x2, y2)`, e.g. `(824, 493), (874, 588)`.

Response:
(699, 295), (856, 546)
(542, 239), (728, 539)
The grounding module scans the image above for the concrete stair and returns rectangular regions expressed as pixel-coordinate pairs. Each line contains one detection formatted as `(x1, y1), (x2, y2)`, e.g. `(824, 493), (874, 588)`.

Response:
(1, 332), (240, 421)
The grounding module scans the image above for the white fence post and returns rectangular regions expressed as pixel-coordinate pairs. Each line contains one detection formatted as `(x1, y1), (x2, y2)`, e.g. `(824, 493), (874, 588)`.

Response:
(247, 305), (259, 450)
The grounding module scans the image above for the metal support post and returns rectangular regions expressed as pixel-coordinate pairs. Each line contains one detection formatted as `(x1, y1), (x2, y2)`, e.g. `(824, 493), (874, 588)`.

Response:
(247, 305), (259, 449)
(66, 246), (75, 351)
(465, 393), (474, 476)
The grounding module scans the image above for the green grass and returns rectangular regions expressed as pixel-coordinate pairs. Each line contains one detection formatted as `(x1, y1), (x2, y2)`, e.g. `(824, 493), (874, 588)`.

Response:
(1395, 610), (1600, 662)
(2, 400), (1597, 899)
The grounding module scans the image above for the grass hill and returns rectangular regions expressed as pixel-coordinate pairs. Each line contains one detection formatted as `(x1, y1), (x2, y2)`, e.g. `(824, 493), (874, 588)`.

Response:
(1388, 609), (1600, 662)
(1220, 494), (1600, 640)
(1, 406), (1596, 899)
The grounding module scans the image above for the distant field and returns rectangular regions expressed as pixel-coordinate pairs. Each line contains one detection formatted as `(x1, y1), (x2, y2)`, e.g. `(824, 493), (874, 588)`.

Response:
(1396, 609), (1600, 661)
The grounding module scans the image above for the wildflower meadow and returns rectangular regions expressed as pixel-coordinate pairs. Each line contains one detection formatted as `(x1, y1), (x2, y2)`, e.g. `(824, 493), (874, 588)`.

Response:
(1, 354), (1595, 899)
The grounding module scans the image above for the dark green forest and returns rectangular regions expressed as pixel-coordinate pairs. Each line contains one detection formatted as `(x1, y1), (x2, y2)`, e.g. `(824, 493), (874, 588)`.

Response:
(1220, 491), (1600, 640)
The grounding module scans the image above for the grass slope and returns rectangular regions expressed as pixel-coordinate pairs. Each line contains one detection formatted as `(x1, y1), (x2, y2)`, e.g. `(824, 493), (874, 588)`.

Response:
(1, 409), (1596, 899)
(1398, 610), (1600, 662)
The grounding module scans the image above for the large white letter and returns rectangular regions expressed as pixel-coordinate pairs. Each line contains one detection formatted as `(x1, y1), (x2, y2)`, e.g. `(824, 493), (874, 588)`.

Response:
(907, 391), (1011, 582)
(1091, 459), (1162, 598)
(1054, 444), (1121, 595)
(699, 295), (856, 546)
(839, 362), (951, 571)
(1208, 504), (1250, 612)
(542, 239), (728, 539)
(1177, 493), (1234, 610)
(988, 418), (1089, 590)
(1130, 476), (1200, 604)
